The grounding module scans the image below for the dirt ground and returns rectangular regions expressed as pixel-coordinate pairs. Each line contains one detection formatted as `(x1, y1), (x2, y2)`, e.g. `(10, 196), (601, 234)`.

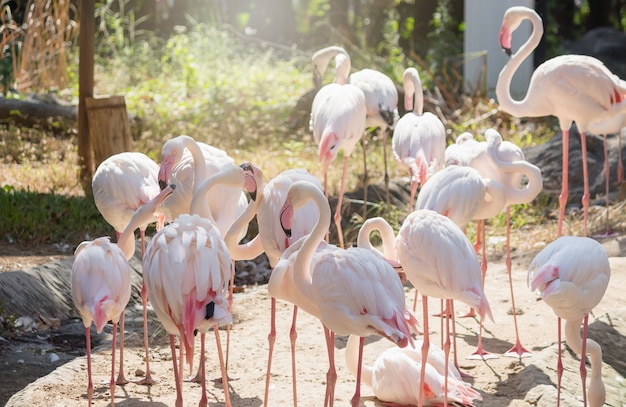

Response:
(3, 234), (626, 407)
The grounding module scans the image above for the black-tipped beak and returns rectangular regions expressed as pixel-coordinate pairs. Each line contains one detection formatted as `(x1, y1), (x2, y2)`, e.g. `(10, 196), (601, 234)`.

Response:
(159, 179), (167, 190)
(503, 47), (512, 57)
(282, 225), (292, 239)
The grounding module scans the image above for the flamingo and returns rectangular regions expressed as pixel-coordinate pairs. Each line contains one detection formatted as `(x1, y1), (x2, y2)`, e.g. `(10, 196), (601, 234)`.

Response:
(72, 185), (175, 405)
(528, 236), (610, 407)
(142, 166), (246, 407)
(395, 209), (493, 407)
(496, 5), (626, 237)
(310, 49), (367, 248)
(312, 46), (399, 212)
(442, 129), (542, 359)
(91, 151), (162, 385)
(224, 167), (322, 407)
(158, 135), (248, 377)
(392, 67), (446, 212)
(270, 180), (417, 407)
(344, 335), (482, 406)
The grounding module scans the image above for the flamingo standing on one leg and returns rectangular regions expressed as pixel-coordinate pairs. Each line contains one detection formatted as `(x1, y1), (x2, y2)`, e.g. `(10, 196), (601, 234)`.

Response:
(224, 167), (322, 407)
(270, 180), (418, 407)
(72, 185), (175, 405)
(344, 335), (482, 406)
(392, 67), (446, 213)
(92, 151), (163, 385)
(395, 209), (494, 407)
(310, 50), (367, 248)
(528, 236), (610, 407)
(312, 46), (398, 214)
(496, 5), (626, 237)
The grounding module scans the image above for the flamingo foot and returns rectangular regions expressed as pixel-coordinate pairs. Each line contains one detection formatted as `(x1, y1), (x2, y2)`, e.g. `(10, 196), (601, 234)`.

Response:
(115, 372), (129, 386)
(459, 308), (476, 319)
(212, 374), (239, 383)
(432, 308), (453, 319)
(502, 339), (532, 359)
(132, 374), (158, 385)
(466, 344), (499, 360)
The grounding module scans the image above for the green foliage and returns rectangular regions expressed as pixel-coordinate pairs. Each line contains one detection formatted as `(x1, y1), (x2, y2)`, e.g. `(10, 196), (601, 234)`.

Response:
(0, 185), (112, 246)
(0, 301), (18, 337)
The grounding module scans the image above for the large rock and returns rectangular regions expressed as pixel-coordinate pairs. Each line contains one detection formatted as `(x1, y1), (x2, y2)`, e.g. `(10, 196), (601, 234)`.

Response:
(564, 27), (626, 80)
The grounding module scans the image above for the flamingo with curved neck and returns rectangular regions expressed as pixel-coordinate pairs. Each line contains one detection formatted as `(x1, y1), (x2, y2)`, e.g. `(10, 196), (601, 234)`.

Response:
(496, 6), (626, 237)
(271, 180), (417, 407)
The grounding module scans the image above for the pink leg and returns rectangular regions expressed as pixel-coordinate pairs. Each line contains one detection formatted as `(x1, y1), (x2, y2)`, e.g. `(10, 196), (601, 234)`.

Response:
(503, 207), (532, 358)
(135, 231), (155, 384)
(581, 131), (590, 236)
(443, 299), (453, 407)
(412, 286), (419, 313)
(361, 134), (369, 220)
(199, 333), (208, 407)
(214, 324), (232, 407)
(558, 130), (570, 237)
(418, 295), (429, 407)
(382, 130), (391, 211)
(110, 322), (118, 406)
(556, 318), (563, 407)
(264, 297), (277, 407)
(169, 335), (183, 407)
(85, 327), (94, 405)
(350, 336), (365, 407)
(115, 311), (128, 385)
(290, 306), (299, 407)
(619, 130), (624, 183)
(334, 156), (350, 249)
(323, 326), (337, 407)
(462, 220), (485, 319)
(594, 134), (617, 238)
(450, 302), (472, 379)
(580, 314), (589, 407)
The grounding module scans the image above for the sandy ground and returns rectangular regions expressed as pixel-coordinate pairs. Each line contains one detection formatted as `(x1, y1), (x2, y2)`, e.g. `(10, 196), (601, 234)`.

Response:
(5, 238), (626, 407)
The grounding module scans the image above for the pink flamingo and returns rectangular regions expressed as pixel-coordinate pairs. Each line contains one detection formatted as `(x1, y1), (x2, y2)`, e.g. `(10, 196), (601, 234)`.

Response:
(395, 209), (493, 407)
(270, 180), (417, 407)
(310, 50), (367, 248)
(528, 236), (610, 407)
(143, 166), (247, 407)
(345, 335), (482, 406)
(224, 167), (322, 407)
(496, 5), (626, 237)
(392, 67), (446, 212)
(91, 151), (163, 385)
(312, 46), (399, 210)
(72, 185), (175, 405)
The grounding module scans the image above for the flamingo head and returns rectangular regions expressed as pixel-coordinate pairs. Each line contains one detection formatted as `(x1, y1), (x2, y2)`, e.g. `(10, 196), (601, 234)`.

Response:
(318, 131), (340, 174)
(240, 162), (264, 201)
(279, 196), (294, 239)
(159, 137), (188, 190)
(500, 6), (531, 56)
(530, 264), (560, 297)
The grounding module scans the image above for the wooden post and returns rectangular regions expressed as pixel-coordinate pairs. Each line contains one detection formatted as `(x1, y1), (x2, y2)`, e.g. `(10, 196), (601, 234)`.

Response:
(78, 0), (95, 195)
(86, 95), (132, 169)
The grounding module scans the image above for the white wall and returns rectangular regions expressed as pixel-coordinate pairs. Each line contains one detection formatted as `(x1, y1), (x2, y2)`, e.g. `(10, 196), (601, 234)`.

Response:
(464, 0), (535, 99)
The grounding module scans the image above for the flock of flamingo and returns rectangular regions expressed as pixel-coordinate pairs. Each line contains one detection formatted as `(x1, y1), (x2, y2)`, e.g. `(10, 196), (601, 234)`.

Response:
(70, 6), (624, 407)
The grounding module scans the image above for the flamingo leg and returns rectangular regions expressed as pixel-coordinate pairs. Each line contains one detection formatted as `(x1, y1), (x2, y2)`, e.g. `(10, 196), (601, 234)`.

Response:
(334, 156), (350, 249)
(580, 131), (590, 236)
(135, 230), (156, 385)
(170, 335), (183, 407)
(199, 333), (208, 407)
(619, 129), (624, 183)
(350, 336), (365, 407)
(214, 324), (232, 407)
(361, 133), (369, 220)
(580, 314), (589, 407)
(462, 220), (485, 319)
(85, 326), (94, 405)
(594, 134), (618, 238)
(412, 286), (419, 313)
(443, 299), (452, 407)
(382, 129), (391, 212)
(558, 130), (570, 237)
(110, 322), (118, 406)
(418, 295), (429, 407)
(556, 317), (563, 407)
(264, 297), (277, 407)
(503, 206), (532, 358)
(115, 311), (128, 385)
(290, 306), (299, 407)
(323, 326), (337, 407)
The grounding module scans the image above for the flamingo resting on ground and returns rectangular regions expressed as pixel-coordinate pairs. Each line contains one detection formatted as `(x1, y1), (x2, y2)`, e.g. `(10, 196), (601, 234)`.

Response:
(528, 236), (610, 407)
(496, 5), (626, 237)
(345, 335), (482, 406)
(270, 180), (418, 407)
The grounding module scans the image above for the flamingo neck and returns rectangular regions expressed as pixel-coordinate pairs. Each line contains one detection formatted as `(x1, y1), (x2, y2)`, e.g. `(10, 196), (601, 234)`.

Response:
(357, 217), (396, 259)
(224, 192), (264, 261)
(495, 10), (543, 117)
(564, 318), (605, 387)
(345, 335), (373, 387)
(181, 136), (207, 196)
(189, 166), (243, 223)
(292, 185), (332, 298)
